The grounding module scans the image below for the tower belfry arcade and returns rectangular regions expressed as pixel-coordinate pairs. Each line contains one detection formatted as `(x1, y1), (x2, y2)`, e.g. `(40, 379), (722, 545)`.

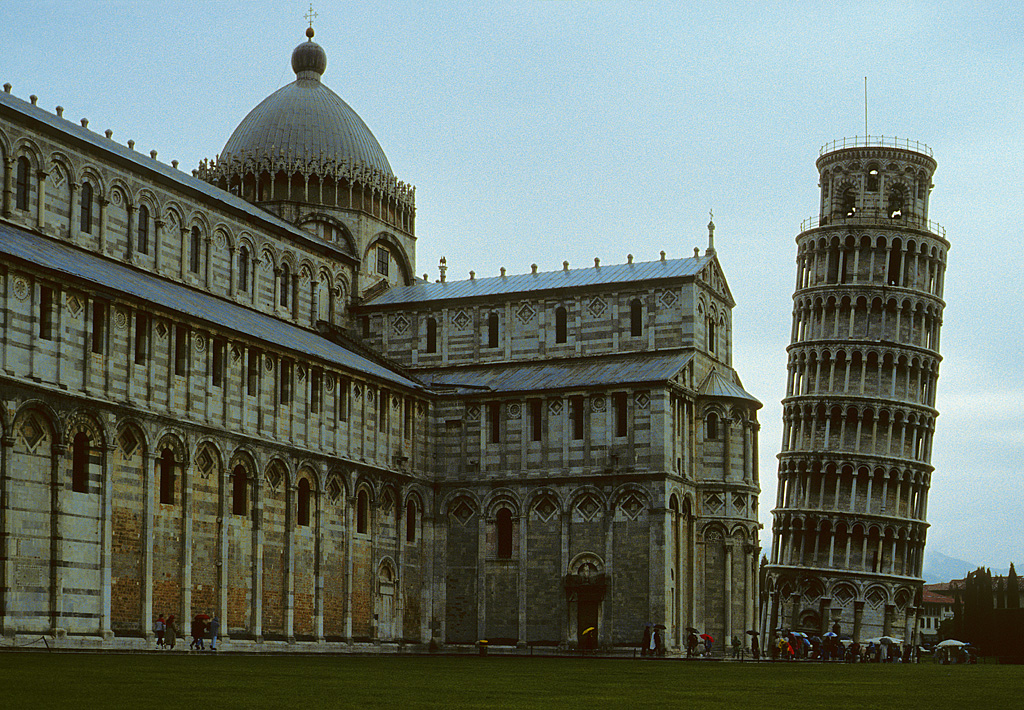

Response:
(764, 137), (948, 643)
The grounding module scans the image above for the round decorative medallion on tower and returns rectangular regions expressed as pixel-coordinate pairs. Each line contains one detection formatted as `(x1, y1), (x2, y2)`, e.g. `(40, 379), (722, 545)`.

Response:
(763, 137), (949, 645)
(199, 27), (417, 295)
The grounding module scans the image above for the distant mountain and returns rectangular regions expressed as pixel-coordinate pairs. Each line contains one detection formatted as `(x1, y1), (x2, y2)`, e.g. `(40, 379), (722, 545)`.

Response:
(922, 550), (1010, 584)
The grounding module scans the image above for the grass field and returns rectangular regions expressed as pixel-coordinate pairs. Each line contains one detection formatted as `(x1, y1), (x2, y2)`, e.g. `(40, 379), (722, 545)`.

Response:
(0, 653), (1018, 709)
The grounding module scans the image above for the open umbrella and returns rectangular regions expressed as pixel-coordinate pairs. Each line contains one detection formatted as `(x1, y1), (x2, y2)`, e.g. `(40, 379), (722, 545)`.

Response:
(654, 624), (667, 630)
(700, 633), (714, 642)
(746, 630), (760, 636)
(823, 631), (837, 638)
(936, 639), (966, 648)
(686, 627), (699, 633)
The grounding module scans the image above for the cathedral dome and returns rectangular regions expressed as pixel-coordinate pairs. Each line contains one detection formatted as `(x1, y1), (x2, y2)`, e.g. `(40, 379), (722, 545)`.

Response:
(219, 29), (393, 177)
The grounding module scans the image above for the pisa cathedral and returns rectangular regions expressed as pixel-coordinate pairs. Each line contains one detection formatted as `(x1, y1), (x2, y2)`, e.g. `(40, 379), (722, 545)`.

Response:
(0, 29), (763, 651)
(763, 138), (947, 643)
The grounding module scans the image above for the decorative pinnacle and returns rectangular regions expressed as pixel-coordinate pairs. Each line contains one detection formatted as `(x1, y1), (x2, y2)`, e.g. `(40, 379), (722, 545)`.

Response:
(707, 208), (716, 255)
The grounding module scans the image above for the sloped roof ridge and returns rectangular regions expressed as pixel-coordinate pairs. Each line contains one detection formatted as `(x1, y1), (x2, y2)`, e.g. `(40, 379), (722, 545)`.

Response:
(364, 253), (716, 307)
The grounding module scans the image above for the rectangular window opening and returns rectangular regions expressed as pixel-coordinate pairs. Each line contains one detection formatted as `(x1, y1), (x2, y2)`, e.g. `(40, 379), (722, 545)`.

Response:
(570, 396), (584, 440)
(134, 313), (149, 364)
(489, 401), (501, 444)
(212, 337), (224, 388)
(39, 286), (53, 341)
(614, 392), (628, 437)
(91, 300), (106, 354)
(174, 325), (188, 375)
(530, 400), (542, 442)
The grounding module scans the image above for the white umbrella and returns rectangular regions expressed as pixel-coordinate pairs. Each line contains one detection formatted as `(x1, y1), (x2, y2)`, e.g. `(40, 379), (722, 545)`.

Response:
(936, 639), (966, 647)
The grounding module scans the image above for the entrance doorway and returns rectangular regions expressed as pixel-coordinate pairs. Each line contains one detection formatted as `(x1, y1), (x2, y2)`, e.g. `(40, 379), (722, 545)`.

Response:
(578, 599), (599, 649)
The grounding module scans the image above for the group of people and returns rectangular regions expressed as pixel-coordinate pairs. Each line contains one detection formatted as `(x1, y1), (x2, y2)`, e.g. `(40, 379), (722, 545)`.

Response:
(771, 631), (919, 663)
(153, 613), (220, 651)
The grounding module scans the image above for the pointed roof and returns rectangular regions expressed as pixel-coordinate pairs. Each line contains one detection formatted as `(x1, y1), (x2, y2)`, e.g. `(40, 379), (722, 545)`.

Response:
(698, 368), (761, 407)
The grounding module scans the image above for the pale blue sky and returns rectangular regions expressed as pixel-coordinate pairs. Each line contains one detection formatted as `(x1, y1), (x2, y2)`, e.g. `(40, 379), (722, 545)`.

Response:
(6, 1), (1023, 571)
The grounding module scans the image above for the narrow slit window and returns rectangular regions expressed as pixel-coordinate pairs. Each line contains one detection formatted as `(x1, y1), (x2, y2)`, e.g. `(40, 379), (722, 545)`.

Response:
(91, 300), (106, 354)
(137, 205), (149, 254)
(174, 325), (188, 375)
(231, 466), (248, 516)
(16, 156), (30, 211)
(159, 449), (175, 504)
(489, 401), (501, 444)
(630, 299), (643, 337)
(211, 338), (224, 387)
(555, 306), (567, 343)
(496, 508), (513, 559)
(189, 227), (201, 273)
(80, 182), (93, 234)
(39, 285), (53, 340)
(614, 392), (628, 437)
(247, 349), (259, 396)
(571, 396), (584, 440)
(134, 312), (148, 364)
(531, 400), (542, 442)
(406, 501), (417, 543)
(425, 317), (437, 353)
(297, 479), (311, 527)
(487, 312), (499, 348)
(72, 432), (89, 493)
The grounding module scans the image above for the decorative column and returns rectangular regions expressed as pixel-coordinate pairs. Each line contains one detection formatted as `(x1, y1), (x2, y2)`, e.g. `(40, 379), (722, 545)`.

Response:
(99, 441), (115, 640)
(142, 451), (157, 642)
(0, 434), (15, 637)
(1, 157), (12, 216)
(35, 169), (47, 230)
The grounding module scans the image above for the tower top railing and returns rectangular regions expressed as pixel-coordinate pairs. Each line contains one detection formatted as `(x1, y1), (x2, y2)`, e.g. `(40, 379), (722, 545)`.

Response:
(820, 135), (933, 158)
(800, 210), (945, 239)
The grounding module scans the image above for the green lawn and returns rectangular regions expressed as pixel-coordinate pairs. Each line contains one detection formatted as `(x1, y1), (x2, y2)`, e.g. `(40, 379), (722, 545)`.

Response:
(0, 653), (1017, 709)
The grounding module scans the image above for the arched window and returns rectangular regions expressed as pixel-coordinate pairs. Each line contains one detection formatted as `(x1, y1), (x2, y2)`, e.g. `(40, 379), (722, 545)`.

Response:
(72, 432), (89, 493)
(297, 478), (311, 527)
(425, 317), (437, 353)
(137, 205), (149, 254)
(231, 464), (248, 516)
(888, 185), (906, 219)
(357, 489), (369, 534)
(189, 227), (201, 273)
(279, 263), (290, 308)
(708, 318), (717, 354)
(555, 306), (567, 343)
(496, 508), (513, 559)
(841, 188), (857, 217)
(80, 182), (93, 233)
(159, 448), (175, 504)
(238, 245), (250, 292)
(866, 165), (880, 192)
(630, 299), (643, 337)
(406, 500), (417, 543)
(15, 156), (30, 211)
(487, 312), (499, 348)
(706, 413), (719, 440)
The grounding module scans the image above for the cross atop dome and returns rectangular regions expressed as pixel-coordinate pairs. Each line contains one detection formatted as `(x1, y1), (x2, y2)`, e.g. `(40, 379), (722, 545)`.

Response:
(305, 3), (318, 30)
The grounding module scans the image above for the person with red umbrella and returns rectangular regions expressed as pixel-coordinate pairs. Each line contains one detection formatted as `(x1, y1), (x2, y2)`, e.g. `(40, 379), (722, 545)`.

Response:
(700, 633), (714, 656)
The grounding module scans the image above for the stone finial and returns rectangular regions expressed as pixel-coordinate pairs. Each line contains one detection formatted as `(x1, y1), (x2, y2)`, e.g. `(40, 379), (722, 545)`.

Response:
(29, 95), (37, 105)
(660, 250), (666, 261)
(3, 83), (11, 93)
(627, 254), (633, 264)
(563, 261), (569, 272)
(531, 264), (538, 274)
(172, 160), (179, 169)
(423, 273), (428, 281)
(105, 129), (113, 138)
(128, 140), (135, 150)
(81, 118), (89, 127)
(439, 256), (447, 283)
(707, 210), (716, 255)
(500, 267), (506, 277)
(694, 247), (700, 257)
(150, 150), (158, 159)
(594, 257), (600, 268)
(55, 105), (63, 117)
(469, 270), (475, 280)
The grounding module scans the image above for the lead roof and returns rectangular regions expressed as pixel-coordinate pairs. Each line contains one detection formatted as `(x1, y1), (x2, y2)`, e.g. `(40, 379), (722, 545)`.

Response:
(364, 254), (718, 307)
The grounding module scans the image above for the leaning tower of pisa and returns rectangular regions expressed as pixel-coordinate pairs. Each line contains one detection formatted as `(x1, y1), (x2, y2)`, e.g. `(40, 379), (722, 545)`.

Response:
(764, 137), (948, 644)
